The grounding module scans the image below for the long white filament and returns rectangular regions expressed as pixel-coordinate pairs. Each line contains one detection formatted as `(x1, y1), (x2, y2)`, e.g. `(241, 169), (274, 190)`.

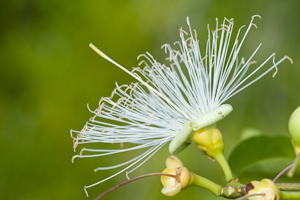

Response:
(71, 15), (292, 193)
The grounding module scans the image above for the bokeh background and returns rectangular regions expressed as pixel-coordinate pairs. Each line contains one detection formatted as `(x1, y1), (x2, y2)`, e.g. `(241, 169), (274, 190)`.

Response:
(1, 0), (300, 199)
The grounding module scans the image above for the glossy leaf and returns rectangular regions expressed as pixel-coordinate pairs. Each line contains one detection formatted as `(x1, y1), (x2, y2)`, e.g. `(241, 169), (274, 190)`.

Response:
(236, 157), (300, 183)
(228, 133), (295, 173)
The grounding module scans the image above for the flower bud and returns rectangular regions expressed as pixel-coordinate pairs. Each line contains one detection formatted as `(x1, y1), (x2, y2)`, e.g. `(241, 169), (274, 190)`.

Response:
(161, 156), (191, 196)
(246, 179), (280, 200)
(190, 126), (224, 159)
(288, 106), (300, 148)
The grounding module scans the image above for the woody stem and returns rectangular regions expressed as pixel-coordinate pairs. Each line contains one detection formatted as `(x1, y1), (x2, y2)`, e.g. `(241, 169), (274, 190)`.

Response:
(94, 173), (177, 200)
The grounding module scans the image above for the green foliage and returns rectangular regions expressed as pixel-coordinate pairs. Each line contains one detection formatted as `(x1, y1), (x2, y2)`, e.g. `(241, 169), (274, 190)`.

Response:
(228, 131), (295, 174)
(2, 0), (300, 199)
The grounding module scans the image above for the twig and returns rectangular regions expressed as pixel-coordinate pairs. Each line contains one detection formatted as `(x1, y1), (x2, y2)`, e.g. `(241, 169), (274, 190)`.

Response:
(273, 164), (294, 182)
(94, 173), (177, 200)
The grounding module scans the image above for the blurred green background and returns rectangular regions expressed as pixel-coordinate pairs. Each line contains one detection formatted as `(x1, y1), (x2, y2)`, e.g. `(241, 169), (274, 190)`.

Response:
(1, 0), (300, 199)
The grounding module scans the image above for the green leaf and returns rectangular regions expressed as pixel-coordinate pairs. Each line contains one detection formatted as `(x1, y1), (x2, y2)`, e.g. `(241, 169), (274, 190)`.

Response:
(236, 158), (298, 183)
(227, 132), (295, 173)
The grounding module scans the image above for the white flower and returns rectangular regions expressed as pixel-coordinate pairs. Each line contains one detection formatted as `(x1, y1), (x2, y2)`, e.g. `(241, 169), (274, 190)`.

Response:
(71, 15), (291, 192)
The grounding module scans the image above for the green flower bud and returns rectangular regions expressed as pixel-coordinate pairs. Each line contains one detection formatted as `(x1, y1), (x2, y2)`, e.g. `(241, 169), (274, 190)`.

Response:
(288, 106), (300, 148)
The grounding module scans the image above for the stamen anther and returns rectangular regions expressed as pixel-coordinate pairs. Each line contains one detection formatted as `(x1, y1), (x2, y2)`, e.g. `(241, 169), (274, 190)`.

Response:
(72, 155), (79, 163)
(284, 55), (293, 64)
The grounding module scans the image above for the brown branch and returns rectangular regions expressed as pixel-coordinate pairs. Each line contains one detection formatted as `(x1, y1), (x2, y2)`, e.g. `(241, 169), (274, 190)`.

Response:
(94, 173), (177, 200)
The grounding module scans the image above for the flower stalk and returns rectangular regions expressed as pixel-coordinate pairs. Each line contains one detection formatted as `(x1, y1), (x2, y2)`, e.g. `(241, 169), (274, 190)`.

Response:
(189, 172), (223, 196)
(214, 152), (233, 182)
(281, 191), (300, 199)
(275, 183), (300, 191)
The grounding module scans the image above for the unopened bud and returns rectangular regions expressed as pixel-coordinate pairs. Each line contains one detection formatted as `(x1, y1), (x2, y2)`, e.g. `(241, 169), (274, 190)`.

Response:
(190, 126), (224, 158)
(161, 156), (191, 196)
(288, 106), (300, 148)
